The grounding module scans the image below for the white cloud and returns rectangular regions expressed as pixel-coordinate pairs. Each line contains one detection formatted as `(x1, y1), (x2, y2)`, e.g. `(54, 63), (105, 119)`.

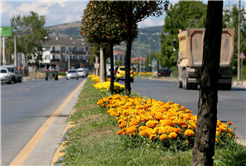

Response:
(158, 20), (164, 26)
(138, 18), (157, 28)
(2, 1), (87, 26)
(2, 2), (13, 13)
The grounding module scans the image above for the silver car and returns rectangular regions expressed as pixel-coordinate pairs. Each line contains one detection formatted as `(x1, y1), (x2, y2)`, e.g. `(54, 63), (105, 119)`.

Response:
(76, 68), (87, 78)
(0, 68), (11, 84)
(66, 69), (78, 80)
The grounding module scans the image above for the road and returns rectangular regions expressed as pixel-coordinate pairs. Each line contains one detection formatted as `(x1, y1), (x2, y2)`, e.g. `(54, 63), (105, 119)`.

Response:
(1, 77), (84, 166)
(129, 78), (246, 144)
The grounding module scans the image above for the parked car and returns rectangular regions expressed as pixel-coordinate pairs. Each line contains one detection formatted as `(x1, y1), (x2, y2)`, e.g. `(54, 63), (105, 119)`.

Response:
(1, 65), (18, 83)
(107, 66), (118, 79)
(16, 70), (22, 82)
(0, 68), (11, 84)
(116, 66), (134, 82)
(157, 69), (173, 77)
(66, 69), (78, 80)
(77, 68), (88, 78)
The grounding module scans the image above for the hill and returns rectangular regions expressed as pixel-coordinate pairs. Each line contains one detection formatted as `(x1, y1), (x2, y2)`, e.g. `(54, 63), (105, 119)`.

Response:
(46, 22), (166, 57)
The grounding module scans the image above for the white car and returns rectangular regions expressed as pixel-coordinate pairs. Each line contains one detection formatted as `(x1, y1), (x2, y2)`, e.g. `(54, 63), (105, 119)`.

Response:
(77, 68), (88, 78)
(1, 65), (18, 83)
(66, 69), (78, 80)
(0, 68), (11, 84)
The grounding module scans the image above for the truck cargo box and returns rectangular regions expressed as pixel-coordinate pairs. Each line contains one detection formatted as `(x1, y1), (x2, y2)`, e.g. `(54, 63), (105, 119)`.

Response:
(178, 28), (235, 68)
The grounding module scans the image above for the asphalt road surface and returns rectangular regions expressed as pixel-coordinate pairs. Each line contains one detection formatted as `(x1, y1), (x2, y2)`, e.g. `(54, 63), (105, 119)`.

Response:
(128, 78), (246, 144)
(1, 77), (84, 166)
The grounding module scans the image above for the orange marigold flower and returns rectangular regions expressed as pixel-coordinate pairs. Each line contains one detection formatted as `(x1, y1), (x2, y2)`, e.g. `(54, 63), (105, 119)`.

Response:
(117, 130), (123, 135)
(184, 129), (195, 137)
(215, 138), (219, 143)
(149, 134), (157, 140)
(160, 134), (168, 140)
(139, 130), (146, 136)
(168, 132), (178, 139)
(146, 120), (157, 128)
(227, 122), (232, 126)
(184, 140), (189, 143)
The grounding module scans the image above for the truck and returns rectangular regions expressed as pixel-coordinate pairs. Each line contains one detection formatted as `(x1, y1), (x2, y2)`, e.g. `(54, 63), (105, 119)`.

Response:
(177, 28), (235, 90)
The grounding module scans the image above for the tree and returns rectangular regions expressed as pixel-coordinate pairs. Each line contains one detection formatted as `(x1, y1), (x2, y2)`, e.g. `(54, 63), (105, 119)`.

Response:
(7, 11), (50, 71)
(159, 1), (207, 70)
(191, 1), (223, 165)
(223, 5), (246, 77)
(80, 1), (137, 94)
(109, 1), (169, 96)
(115, 60), (122, 67)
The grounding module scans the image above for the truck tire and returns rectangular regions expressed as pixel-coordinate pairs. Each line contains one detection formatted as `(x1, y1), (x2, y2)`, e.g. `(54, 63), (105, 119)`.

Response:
(183, 70), (191, 90)
(130, 78), (134, 82)
(178, 81), (182, 88)
(116, 78), (119, 82)
(191, 83), (197, 90)
(224, 83), (231, 90)
(14, 78), (17, 83)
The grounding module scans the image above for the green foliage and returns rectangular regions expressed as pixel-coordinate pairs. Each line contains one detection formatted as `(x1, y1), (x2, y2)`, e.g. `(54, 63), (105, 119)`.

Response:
(6, 11), (51, 67)
(223, 5), (246, 76)
(115, 60), (122, 66)
(58, 72), (66, 76)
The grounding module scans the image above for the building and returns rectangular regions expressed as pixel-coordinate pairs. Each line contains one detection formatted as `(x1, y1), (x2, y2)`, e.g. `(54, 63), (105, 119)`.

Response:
(113, 50), (125, 66)
(131, 56), (146, 67)
(38, 36), (91, 72)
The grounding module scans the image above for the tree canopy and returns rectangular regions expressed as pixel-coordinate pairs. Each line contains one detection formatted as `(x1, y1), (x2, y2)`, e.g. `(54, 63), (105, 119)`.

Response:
(7, 11), (50, 68)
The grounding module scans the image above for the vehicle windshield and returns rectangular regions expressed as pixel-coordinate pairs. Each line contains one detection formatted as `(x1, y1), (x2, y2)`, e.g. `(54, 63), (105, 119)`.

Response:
(120, 67), (125, 71)
(77, 70), (83, 72)
(1, 69), (7, 73)
(68, 71), (77, 73)
(7, 68), (14, 73)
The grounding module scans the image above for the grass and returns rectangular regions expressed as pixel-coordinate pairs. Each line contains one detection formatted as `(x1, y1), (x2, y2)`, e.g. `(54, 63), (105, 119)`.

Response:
(59, 78), (246, 166)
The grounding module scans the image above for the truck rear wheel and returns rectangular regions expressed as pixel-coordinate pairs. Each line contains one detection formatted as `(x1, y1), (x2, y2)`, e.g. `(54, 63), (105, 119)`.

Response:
(183, 70), (191, 90)
(178, 81), (182, 88)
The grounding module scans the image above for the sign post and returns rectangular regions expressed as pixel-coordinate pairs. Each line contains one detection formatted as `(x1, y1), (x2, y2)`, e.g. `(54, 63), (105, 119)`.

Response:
(0, 26), (12, 65)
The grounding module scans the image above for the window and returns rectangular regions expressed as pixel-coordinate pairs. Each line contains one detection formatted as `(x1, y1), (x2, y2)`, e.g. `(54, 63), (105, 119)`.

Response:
(46, 46), (50, 51)
(1, 69), (7, 73)
(86, 47), (88, 51)
(79, 47), (84, 51)
(62, 47), (65, 53)
(52, 47), (55, 51)
(6, 68), (14, 73)
(53, 55), (55, 60)
(46, 55), (50, 60)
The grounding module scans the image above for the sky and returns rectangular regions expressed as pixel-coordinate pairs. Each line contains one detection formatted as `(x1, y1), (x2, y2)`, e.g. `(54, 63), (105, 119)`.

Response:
(0, 0), (245, 29)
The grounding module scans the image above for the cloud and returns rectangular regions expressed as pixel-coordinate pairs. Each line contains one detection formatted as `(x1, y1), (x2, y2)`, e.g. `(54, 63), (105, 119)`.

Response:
(158, 20), (165, 26)
(2, 2), (13, 13)
(138, 18), (157, 28)
(2, 1), (87, 26)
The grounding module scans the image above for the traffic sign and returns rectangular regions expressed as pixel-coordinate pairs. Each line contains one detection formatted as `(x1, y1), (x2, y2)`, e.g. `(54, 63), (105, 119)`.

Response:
(239, 52), (245, 59)
(94, 63), (99, 68)
(0, 26), (12, 37)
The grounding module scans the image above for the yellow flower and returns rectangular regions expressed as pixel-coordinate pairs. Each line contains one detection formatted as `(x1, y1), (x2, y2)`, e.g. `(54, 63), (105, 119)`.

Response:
(184, 129), (195, 137)
(168, 132), (178, 139)
(215, 138), (219, 143)
(160, 134), (168, 140)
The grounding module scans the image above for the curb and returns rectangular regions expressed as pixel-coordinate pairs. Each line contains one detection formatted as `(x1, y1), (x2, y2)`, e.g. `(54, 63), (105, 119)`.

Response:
(50, 109), (77, 166)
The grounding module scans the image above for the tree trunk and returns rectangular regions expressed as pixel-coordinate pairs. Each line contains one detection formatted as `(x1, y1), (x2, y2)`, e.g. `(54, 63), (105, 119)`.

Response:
(125, 3), (133, 96)
(110, 43), (114, 94)
(103, 48), (107, 82)
(100, 47), (105, 83)
(191, 2), (223, 166)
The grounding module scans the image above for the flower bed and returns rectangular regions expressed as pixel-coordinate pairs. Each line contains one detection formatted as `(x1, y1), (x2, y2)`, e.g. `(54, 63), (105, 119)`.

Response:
(93, 81), (125, 94)
(97, 94), (236, 150)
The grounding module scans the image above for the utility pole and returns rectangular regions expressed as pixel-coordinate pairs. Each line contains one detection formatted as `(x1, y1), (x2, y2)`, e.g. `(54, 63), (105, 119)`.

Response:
(238, 0), (241, 80)
(3, 37), (6, 65)
(14, 35), (17, 67)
